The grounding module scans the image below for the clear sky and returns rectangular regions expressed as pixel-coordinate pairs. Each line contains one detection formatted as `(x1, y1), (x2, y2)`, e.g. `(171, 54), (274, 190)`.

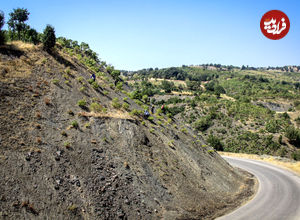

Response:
(1, 0), (300, 70)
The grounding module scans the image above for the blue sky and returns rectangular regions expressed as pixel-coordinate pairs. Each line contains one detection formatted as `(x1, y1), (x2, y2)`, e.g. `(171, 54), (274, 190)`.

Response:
(1, 0), (300, 70)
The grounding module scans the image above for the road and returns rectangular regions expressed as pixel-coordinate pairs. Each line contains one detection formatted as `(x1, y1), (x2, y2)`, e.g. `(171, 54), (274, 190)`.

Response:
(217, 157), (300, 220)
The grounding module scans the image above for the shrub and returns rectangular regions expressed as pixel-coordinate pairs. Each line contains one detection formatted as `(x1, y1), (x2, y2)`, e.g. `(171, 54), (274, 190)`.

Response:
(265, 120), (281, 133)
(102, 107), (107, 113)
(193, 116), (212, 131)
(112, 98), (121, 109)
(88, 78), (94, 84)
(181, 128), (187, 133)
(67, 110), (74, 115)
(103, 91), (108, 95)
(166, 106), (185, 116)
(77, 76), (84, 83)
(65, 67), (71, 75)
(281, 112), (290, 120)
(61, 131), (67, 136)
(116, 82), (123, 90)
(0, 30), (5, 45)
(134, 99), (143, 106)
(122, 103), (129, 111)
(278, 135), (283, 144)
(52, 79), (59, 85)
(295, 117), (300, 126)
(42, 25), (56, 51)
(71, 121), (79, 128)
(90, 102), (102, 112)
(77, 99), (86, 107)
(148, 116), (154, 121)
(142, 95), (148, 103)
(92, 82), (99, 89)
(285, 126), (300, 146)
(79, 86), (86, 92)
(207, 149), (215, 154)
(291, 150), (300, 161)
(207, 134), (224, 151)
(64, 142), (71, 148)
(130, 109), (142, 116)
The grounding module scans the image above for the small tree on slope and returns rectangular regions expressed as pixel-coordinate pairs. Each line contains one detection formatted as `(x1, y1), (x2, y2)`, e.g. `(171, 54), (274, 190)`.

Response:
(42, 25), (56, 51)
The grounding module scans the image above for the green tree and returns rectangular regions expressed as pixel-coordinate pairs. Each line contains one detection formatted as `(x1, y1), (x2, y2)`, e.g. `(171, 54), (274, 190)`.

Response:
(0, 10), (5, 45)
(285, 126), (300, 147)
(80, 42), (89, 52)
(205, 81), (215, 91)
(214, 85), (225, 95)
(7, 8), (30, 40)
(0, 10), (4, 30)
(25, 27), (39, 45)
(161, 80), (175, 93)
(42, 25), (56, 51)
(207, 134), (224, 151)
(193, 116), (212, 131)
(111, 70), (120, 80)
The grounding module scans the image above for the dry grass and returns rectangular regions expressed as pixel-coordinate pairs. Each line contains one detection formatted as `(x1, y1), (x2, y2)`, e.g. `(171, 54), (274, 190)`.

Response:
(36, 137), (42, 145)
(35, 112), (42, 119)
(44, 97), (51, 105)
(220, 94), (235, 101)
(6, 41), (35, 50)
(171, 91), (193, 95)
(218, 151), (300, 176)
(78, 110), (133, 120)
(20, 147), (42, 153)
(0, 41), (39, 81)
(148, 77), (187, 87)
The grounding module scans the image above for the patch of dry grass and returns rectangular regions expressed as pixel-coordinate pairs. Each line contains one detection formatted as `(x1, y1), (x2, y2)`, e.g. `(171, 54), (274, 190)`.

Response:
(218, 151), (300, 176)
(171, 91), (193, 95)
(6, 41), (35, 50)
(78, 110), (133, 120)
(220, 94), (235, 101)
(148, 78), (187, 87)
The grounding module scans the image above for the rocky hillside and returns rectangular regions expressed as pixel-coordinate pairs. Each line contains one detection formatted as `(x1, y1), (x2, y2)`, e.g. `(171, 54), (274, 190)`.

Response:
(0, 42), (255, 219)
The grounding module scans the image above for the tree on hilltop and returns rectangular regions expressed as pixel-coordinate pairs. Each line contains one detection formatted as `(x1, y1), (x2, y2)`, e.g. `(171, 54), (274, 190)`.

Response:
(7, 8), (30, 40)
(0, 10), (5, 45)
(42, 25), (56, 51)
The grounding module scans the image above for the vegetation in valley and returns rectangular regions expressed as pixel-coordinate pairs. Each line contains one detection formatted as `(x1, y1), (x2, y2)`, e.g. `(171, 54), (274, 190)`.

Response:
(127, 65), (300, 160)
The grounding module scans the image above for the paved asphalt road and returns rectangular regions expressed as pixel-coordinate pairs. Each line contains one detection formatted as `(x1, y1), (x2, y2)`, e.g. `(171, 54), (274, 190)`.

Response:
(217, 157), (300, 220)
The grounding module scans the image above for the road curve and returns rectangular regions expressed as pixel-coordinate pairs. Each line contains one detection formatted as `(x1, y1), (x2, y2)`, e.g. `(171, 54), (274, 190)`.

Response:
(217, 157), (300, 220)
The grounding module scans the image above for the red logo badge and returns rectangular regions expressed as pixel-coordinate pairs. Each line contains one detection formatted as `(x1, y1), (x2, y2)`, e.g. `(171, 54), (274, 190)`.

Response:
(260, 10), (290, 40)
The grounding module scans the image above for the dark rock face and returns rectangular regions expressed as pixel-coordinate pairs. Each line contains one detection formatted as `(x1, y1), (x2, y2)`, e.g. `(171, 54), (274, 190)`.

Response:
(0, 45), (255, 219)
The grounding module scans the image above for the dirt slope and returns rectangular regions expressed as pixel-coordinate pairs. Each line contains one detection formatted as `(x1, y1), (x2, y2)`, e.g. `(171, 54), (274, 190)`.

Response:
(0, 42), (255, 219)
